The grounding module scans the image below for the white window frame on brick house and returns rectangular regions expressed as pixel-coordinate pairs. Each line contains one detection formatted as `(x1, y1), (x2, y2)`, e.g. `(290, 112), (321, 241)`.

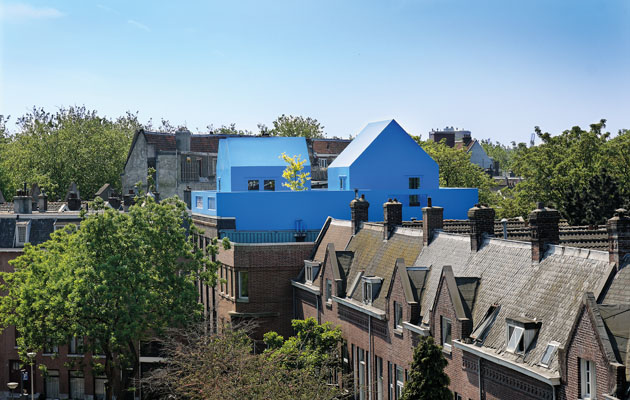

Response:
(326, 279), (333, 304)
(237, 271), (249, 301)
(540, 341), (560, 367)
(506, 323), (525, 353)
(394, 301), (403, 330)
(580, 358), (596, 399)
(305, 262), (320, 284)
(357, 347), (366, 400)
(441, 316), (452, 352)
(15, 220), (31, 247)
(395, 365), (404, 399)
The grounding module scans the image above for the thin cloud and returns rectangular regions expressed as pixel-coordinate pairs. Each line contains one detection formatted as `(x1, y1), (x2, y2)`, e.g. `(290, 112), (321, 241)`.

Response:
(127, 19), (150, 32)
(1, 3), (64, 20)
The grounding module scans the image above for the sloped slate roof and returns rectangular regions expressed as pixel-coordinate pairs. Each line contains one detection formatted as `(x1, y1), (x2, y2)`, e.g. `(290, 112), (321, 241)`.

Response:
(346, 224), (423, 310)
(312, 219), (353, 263)
(602, 262), (630, 304)
(599, 303), (630, 374)
(414, 232), (613, 375)
(143, 131), (221, 153)
(312, 139), (351, 155)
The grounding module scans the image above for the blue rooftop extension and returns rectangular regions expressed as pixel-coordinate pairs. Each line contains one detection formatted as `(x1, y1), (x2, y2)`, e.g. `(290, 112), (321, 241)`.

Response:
(328, 119), (439, 191)
(216, 136), (311, 192)
(193, 119), (478, 239)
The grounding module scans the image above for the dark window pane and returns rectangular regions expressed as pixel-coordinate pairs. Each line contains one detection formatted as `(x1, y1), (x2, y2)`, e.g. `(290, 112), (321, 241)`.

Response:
(248, 180), (259, 191)
(264, 180), (275, 191)
(409, 177), (420, 189)
(409, 195), (420, 207)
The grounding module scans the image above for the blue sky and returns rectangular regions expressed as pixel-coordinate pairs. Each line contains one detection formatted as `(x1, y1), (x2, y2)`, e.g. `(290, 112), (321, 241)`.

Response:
(1, 0), (629, 143)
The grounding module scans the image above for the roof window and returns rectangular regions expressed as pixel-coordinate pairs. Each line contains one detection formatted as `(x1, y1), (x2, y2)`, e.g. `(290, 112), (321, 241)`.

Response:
(540, 341), (559, 367)
(304, 261), (320, 284)
(361, 276), (383, 305)
(471, 305), (500, 343)
(14, 220), (31, 247)
(506, 317), (541, 354)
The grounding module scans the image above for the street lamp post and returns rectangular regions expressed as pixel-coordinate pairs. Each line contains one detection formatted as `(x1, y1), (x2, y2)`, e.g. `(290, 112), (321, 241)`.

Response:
(7, 382), (19, 399)
(26, 352), (36, 400)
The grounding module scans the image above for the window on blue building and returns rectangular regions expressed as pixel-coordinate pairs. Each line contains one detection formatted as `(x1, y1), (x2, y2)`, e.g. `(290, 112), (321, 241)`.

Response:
(409, 177), (420, 189)
(248, 180), (259, 191)
(339, 176), (347, 190)
(409, 195), (420, 207)
(264, 180), (275, 191)
(207, 197), (216, 210)
(196, 196), (203, 208)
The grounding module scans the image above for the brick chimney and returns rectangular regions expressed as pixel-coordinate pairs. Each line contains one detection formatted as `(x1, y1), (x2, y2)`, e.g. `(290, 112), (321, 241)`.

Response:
(529, 202), (560, 262)
(607, 209), (630, 268)
(108, 194), (121, 210)
(38, 191), (48, 212)
(468, 204), (495, 251)
(422, 197), (443, 246)
(67, 191), (82, 211)
(383, 199), (402, 240)
(176, 128), (191, 152)
(350, 193), (369, 234)
(13, 183), (32, 214)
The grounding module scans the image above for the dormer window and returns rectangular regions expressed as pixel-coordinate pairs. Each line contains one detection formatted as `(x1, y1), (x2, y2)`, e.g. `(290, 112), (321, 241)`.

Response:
(506, 317), (541, 354)
(304, 261), (320, 284)
(15, 221), (31, 247)
(361, 276), (382, 305)
(540, 341), (559, 367)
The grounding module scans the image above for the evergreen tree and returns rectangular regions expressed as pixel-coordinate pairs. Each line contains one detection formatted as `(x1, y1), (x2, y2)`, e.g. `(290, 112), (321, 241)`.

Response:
(401, 336), (451, 400)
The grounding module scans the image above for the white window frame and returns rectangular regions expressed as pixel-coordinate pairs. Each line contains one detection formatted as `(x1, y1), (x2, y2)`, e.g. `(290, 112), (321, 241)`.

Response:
(305, 264), (313, 283)
(376, 355), (384, 400)
(15, 221), (31, 247)
(395, 365), (404, 399)
(394, 301), (403, 330)
(441, 316), (452, 351)
(362, 281), (372, 305)
(358, 347), (366, 400)
(506, 324), (524, 353)
(237, 271), (249, 301)
(580, 358), (596, 399)
(195, 196), (203, 209)
(325, 279), (333, 303)
(540, 341), (560, 367)
(319, 158), (328, 168)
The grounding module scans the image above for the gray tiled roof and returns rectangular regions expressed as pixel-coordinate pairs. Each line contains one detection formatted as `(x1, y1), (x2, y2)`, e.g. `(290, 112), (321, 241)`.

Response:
(346, 224), (423, 310)
(414, 232), (613, 375)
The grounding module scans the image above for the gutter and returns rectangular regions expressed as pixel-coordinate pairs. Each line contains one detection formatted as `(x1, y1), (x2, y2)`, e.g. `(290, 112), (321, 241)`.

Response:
(333, 296), (386, 320)
(453, 340), (560, 386)
(402, 321), (429, 336)
(291, 280), (320, 295)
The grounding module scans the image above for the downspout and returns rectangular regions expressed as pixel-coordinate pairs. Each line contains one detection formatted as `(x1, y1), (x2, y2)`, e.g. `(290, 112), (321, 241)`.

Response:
(550, 383), (556, 400)
(368, 315), (373, 400)
(478, 358), (482, 400)
(316, 292), (321, 324)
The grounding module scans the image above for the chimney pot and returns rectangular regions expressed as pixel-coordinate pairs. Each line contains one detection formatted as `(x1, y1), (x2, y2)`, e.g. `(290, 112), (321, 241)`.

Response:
(422, 204), (443, 246)
(468, 205), (495, 251)
(350, 194), (370, 234)
(427, 197), (432, 207)
(38, 192), (48, 212)
(383, 199), (403, 240)
(607, 208), (630, 268)
(529, 205), (560, 262)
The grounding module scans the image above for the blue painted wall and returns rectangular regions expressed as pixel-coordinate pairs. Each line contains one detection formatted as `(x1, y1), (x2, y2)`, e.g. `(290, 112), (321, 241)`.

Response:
(192, 187), (477, 231)
(216, 136), (311, 192)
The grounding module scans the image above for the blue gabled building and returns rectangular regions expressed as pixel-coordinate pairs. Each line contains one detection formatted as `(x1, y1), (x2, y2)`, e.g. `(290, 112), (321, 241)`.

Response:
(216, 136), (311, 192)
(192, 119), (478, 239)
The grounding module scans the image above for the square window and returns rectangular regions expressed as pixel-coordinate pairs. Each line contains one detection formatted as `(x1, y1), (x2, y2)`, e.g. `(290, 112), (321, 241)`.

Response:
(441, 317), (452, 351)
(409, 177), (420, 189)
(264, 180), (275, 191)
(248, 180), (259, 191)
(207, 197), (216, 210)
(409, 194), (420, 207)
(237, 271), (249, 300)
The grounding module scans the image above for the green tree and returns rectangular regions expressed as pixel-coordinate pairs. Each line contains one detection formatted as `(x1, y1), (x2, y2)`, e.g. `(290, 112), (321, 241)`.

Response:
(206, 122), (253, 135)
(271, 114), (325, 138)
(144, 320), (343, 400)
(0, 195), (214, 400)
(413, 138), (495, 205)
(1, 106), (138, 199)
(263, 318), (343, 372)
(401, 336), (451, 400)
(280, 152), (311, 191)
(507, 120), (630, 222)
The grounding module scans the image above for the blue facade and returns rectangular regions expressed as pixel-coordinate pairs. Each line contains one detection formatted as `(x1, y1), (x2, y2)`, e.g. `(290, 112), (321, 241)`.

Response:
(193, 119), (478, 233)
(216, 136), (311, 192)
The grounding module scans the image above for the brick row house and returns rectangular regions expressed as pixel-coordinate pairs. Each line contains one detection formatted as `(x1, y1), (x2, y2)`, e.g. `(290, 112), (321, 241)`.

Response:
(293, 197), (630, 400)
